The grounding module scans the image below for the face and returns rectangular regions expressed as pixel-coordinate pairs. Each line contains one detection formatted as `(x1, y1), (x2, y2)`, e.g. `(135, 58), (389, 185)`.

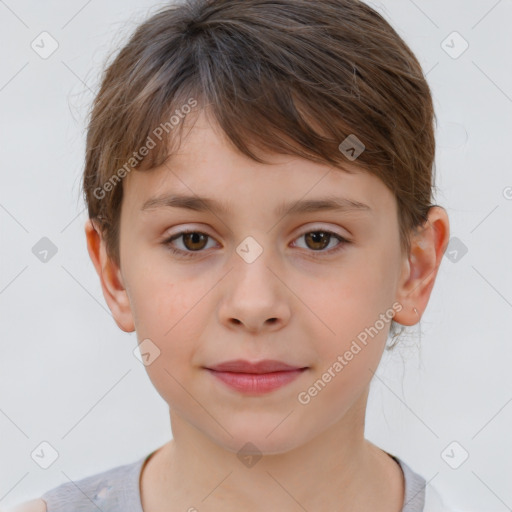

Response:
(112, 112), (410, 454)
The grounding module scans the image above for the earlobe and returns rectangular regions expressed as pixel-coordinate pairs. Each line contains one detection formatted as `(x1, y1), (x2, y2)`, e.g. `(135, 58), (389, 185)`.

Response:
(84, 219), (135, 333)
(393, 206), (450, 326)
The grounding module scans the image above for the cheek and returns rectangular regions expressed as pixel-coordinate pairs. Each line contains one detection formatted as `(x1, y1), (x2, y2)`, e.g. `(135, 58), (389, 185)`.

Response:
(303, 249), (398, 368)
(128, 269), (220, 366)
(127, 263), (192, 337)
(129, 274), (203, 404)
(300, 301), (390, 417)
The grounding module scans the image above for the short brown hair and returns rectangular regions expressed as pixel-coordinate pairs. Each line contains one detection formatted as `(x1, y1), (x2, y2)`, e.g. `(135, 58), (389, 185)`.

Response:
(82, 0), (439, 344)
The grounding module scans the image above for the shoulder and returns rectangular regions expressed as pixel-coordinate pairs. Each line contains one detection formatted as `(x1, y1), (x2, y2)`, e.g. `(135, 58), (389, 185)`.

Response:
(4, 498), (47, 512)
(5, 452), (155, 512)
(34, 455), (146, 511)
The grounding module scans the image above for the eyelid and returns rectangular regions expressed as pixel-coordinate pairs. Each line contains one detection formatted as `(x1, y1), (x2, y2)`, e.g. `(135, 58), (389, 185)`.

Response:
(163, 223), (350, 244)
(162, 224), (216, 241)
(164, 228), (219, 250)
(289, 227), (351, 253)
(293, 223), (351, 239)
(162, 223), (352, 259)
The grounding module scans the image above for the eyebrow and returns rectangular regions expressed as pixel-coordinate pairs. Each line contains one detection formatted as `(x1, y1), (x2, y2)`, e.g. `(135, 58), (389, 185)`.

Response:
(141, 194), (372, 217)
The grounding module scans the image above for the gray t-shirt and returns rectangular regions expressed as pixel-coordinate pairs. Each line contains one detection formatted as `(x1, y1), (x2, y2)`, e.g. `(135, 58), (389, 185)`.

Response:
(40, 451), (426, 511)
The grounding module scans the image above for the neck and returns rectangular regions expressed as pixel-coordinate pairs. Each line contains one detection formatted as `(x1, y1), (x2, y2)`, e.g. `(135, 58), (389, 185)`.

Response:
(142, 391), (404, 511)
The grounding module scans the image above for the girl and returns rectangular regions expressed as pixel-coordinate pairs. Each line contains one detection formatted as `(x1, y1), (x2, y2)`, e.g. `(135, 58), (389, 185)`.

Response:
(12, 0), (451, 510)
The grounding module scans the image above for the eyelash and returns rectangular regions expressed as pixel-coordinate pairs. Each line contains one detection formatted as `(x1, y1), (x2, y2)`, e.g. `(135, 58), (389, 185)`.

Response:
(162, 229), (351, 259)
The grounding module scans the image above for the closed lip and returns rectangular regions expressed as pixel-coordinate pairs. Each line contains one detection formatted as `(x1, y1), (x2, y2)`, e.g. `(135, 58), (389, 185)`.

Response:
(205, 359), (308, 374)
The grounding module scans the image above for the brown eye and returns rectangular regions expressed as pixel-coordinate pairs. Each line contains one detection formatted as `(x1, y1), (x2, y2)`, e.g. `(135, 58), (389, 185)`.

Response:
(163, 228), (350, 260)
(179, 232), (209, 251)
(292, 229), (351, 257)
(304, 231), (332, 251)
(163, 231), (216, 258)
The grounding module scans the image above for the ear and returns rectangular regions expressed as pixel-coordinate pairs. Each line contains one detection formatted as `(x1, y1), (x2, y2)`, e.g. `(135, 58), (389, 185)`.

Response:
(84, 219), (135, 332)
(393, 206), (450, 326)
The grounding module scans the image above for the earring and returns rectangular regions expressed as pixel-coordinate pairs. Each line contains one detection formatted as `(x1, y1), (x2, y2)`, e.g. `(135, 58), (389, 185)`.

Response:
(413, 307), (419, 316)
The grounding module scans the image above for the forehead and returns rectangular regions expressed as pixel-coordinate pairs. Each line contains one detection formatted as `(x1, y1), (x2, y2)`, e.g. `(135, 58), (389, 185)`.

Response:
(122, 112), (395, 217)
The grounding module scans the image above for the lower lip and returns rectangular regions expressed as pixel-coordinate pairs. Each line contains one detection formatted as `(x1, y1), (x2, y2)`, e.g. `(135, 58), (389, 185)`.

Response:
(206, 368), (307, 394)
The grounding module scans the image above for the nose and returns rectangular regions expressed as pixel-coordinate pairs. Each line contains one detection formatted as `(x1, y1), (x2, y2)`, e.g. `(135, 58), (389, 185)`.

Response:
(217, 248), (292, 334)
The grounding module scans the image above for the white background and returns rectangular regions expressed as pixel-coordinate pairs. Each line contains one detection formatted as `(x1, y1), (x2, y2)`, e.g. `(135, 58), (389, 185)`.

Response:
(0, 0), (511, 510)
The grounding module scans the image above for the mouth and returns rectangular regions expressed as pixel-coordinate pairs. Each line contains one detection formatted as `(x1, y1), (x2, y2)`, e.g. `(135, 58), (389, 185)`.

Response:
(204, 359), (309, 394)
(205, 359), (308, 373)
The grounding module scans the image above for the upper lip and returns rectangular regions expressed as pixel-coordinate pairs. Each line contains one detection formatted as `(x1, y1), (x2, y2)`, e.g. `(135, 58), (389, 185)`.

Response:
(205, 359), (307, 374)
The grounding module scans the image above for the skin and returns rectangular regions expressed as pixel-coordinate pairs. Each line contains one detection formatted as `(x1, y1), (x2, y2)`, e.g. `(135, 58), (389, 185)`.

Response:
(85, 110), (450, 512)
